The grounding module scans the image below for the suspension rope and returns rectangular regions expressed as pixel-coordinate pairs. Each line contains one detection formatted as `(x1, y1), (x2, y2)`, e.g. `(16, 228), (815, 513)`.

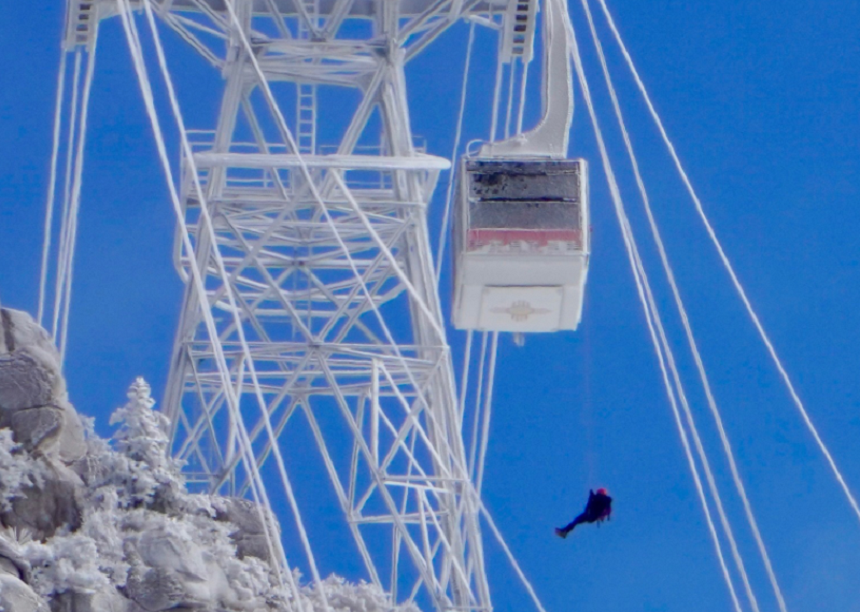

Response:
(475, 331), (498, 494)
(581, 2), (788, 610)
(478, 500), (548, 612)
(504, 60), (516, 139)
(597, 0), (860, 527)
(566, 13), (746, 611)
(468, 331), (489, 480)
(434, 20), (475, 285)
(489, 32), (505, 142)
(458, 330), (474, 429)
(52, 50), (82, 342)
(516, 53), (529, 135)
(59, 41), (98, 365)
(38, 51), (68, 327)
(579, 0), (762, 604)
(58, 47), (96, 360)
(116, 6), (302, 610)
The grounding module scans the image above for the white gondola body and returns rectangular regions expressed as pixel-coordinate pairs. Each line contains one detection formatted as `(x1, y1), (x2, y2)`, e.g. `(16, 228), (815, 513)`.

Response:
(453, 158), (590, 332)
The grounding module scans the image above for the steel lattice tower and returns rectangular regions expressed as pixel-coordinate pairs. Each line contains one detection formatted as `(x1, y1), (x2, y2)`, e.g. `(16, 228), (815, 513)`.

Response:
(99, 0), (497, 610)
(164, 6), (489, 612)
(58, 0), (566, 610)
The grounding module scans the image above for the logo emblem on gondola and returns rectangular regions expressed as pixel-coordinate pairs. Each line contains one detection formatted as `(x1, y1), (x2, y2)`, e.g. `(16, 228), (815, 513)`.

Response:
(491, 300), (551, 322)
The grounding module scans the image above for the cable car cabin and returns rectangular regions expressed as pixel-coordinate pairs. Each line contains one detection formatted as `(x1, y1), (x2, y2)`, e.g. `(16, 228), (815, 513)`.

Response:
(452, 158), (590, 332)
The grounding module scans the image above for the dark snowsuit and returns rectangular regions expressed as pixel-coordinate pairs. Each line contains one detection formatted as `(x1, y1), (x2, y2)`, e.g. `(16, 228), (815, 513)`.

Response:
(557, 490), (612, 537)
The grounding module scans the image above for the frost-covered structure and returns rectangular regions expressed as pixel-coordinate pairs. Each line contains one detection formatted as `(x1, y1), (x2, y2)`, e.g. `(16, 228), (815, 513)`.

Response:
(0, 307), (414, 612)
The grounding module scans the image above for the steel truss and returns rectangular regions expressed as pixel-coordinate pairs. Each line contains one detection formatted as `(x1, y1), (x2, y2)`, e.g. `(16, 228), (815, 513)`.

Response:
(77, 0), (512, 610)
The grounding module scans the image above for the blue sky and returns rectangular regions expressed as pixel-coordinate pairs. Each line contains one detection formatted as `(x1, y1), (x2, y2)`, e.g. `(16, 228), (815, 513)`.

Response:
(2, 1), (860, 611)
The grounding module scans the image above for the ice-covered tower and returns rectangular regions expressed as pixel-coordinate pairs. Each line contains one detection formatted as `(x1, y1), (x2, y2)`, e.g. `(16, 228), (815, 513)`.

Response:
(58, 0), (583, 610)
(64, 0), (498, 610)
(146, 2), (490, 610)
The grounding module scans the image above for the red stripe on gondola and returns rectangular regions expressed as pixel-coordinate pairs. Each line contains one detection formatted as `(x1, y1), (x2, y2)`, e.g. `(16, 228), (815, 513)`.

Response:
(467, 228), (583, 249)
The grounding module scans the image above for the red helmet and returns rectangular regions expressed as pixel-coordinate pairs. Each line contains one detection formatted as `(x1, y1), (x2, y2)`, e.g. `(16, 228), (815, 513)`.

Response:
(596, 487), (608, 496)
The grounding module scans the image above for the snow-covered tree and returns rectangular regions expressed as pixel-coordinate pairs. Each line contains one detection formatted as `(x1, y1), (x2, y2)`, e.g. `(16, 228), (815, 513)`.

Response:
(0, 428), (44, 511)
(109, 377), (183, 509)
(111, 378), (170, 466)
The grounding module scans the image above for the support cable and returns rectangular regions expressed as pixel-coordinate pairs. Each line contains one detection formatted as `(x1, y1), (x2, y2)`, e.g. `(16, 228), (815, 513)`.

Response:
(516, 53), (530, 135)
(458, 330), (474, 430)
(38, 50), (68, 327)
(467, 331), (489, 480)
(566, 13), (745, 612)
(489, 35), (505, 142)
(504, 59), (516, 139)
(52, 51), (82, 341)
(478, 501), (548, 612)
(435, 20), (475, 285)
(597, 0), (860, 526)
(475, 331), (498, 494)
(60, 43), (99, 364)
(581, 2), (787, 610)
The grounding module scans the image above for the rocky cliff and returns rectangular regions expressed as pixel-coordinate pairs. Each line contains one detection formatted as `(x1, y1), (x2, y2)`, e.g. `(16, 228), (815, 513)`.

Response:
(0, 307), (409, 612)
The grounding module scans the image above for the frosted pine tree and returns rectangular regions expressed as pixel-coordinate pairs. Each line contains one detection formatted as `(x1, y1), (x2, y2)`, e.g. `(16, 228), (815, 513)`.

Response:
(110, 377), (183, 509)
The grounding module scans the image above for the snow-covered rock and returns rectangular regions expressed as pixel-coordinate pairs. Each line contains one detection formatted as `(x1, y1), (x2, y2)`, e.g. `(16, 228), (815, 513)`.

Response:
(0, 309), (65, 413)
(212, 496), (278, 561)
(0, 573), (50, 612)
(0, 308), (419, 612)
(0, 308), (86, 465)
(48, 588), (132, 612)
(1, 458), (83, 540)
(0, 534), (31, 582)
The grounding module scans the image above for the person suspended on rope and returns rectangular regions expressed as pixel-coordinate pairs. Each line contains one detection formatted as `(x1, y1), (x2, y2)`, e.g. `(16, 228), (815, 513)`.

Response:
(555, 488), (612, 538)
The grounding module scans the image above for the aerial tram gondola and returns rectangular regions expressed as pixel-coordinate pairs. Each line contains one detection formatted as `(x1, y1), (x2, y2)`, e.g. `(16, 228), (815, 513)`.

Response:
(452, 0), (589, 333)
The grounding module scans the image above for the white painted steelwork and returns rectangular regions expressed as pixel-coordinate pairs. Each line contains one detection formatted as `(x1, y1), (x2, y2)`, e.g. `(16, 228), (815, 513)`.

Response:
(155, 2), (495, 610)
(59, 1), (514, 611)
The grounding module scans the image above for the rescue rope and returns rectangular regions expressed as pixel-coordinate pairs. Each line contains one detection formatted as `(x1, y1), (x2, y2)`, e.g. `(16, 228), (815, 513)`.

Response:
(583, 314), (595, 485)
